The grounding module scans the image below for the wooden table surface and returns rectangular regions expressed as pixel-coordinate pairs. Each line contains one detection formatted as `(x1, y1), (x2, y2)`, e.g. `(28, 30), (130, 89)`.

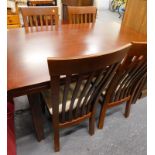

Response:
(7, 20), (146, 96)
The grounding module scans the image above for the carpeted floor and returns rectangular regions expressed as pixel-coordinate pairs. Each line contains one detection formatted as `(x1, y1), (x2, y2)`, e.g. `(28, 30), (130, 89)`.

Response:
(14, 97), (146, 155)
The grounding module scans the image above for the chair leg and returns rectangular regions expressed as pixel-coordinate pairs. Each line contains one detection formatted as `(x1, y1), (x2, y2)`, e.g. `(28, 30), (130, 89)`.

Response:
(89, 115), (95, 136)
(124, 100), (132, 118)
(98, 104), (107, 129)
(53, 130), (60, 152)
(52, 117), (60, 152)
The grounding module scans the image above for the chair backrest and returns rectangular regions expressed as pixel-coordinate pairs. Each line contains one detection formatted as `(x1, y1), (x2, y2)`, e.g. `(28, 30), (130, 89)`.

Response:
(67, 6), (97, 24)
(106, 42), (147, 103)
(47, 44), (131, 125)
(21, 6), (59, 33)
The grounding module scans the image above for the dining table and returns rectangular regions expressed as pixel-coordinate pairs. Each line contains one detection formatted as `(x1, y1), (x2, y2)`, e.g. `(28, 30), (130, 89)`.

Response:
(7, 20), (146, 141)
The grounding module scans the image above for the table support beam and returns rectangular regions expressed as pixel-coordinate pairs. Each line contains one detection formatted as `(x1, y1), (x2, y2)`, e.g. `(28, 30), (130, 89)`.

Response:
(28, 93), (45, 141)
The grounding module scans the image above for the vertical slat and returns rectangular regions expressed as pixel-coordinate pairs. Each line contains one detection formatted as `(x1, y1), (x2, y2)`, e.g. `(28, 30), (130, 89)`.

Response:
(116, 61), (146, 101)
(40, 15), (43, 31)
(68, 76), (83, 120)
(69, 14), (72, 24)
(88, 14), (91, 23)
(80, 14), (83, 24)
(34, 15), (38, 31)
(132, 75), (146, 104)
(45, 16), (48, 31)
(23, 16), (29, 33)
(92, 13), (96, 23)
(114, 75), (128, 101)
(86, 64), (119, 113)
(85, 14), (87, 23)
(55, 15), (58, 30)
(73, 14), (75, 24)
(114, 61), (140, 101)
(77, 14), (80, 24)
(51, 15), (53, 31)
(61, 75), (71, 122)
(123, 64), (146, 99)
(75, 72), (95, 117)
(29, 16), (33, 32)
(95, 64), (117, 90)
(73, 14), (76, 24)
(86, 73), (104, 114)
(109, 74), (123, 102)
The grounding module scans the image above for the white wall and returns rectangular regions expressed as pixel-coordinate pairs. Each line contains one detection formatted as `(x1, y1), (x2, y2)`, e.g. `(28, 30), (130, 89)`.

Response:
(94, 0), (109, 10)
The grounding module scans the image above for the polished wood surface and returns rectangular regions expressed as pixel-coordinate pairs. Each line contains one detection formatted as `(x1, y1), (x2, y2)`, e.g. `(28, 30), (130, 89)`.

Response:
(68, 6), (97, 24)
(7, 20), (146, 97)
(21, 6), (59, 33)
(122, 0), (147, 35)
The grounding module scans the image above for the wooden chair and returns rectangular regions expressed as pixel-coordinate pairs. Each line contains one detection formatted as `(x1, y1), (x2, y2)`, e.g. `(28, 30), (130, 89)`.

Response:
(67, 6), (97, 24)
(21, 6), (59, 33)
(41, 44), (131, 151)
(98, 42), (147, 129)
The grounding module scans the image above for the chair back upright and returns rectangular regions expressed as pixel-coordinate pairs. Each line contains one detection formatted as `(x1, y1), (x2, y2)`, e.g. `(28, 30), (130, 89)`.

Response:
(106, 42), (147, 104)
(47, 44), (131, 126)
(21, 6), (59, 33)
(67, 6), (97, 24)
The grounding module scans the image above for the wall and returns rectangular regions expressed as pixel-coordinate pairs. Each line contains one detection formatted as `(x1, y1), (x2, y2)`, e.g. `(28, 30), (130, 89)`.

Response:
(94, 0), (109, 10)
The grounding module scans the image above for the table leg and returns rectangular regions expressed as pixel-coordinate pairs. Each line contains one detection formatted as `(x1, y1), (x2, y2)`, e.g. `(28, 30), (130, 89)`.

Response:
(28, 93), (45, 141)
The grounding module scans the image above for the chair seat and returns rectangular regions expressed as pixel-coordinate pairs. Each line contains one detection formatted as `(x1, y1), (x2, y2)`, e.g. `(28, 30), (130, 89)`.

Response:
(41, 82), (89, 115)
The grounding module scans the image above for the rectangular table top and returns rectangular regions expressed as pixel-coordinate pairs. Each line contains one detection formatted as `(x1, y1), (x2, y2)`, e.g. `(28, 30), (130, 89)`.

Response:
(7, 21), (146, 96)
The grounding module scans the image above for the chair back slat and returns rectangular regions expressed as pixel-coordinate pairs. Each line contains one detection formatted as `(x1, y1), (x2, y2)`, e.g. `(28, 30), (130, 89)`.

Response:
(78, 73), (95, 116)
(68, 6), (97, 24)
(29, 16), (33, 32)
(48, 44), (131, 123)
(34, 15), (38, 31)
(21, 6), (59, 33)
(68, 76), (83, 120)
(132, 74), (146, 104)
(61, 76), (71, 122)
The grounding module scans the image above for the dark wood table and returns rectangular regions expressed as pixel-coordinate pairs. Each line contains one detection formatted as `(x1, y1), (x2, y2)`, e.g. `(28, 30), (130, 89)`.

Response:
(7, 20), (146, 141)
